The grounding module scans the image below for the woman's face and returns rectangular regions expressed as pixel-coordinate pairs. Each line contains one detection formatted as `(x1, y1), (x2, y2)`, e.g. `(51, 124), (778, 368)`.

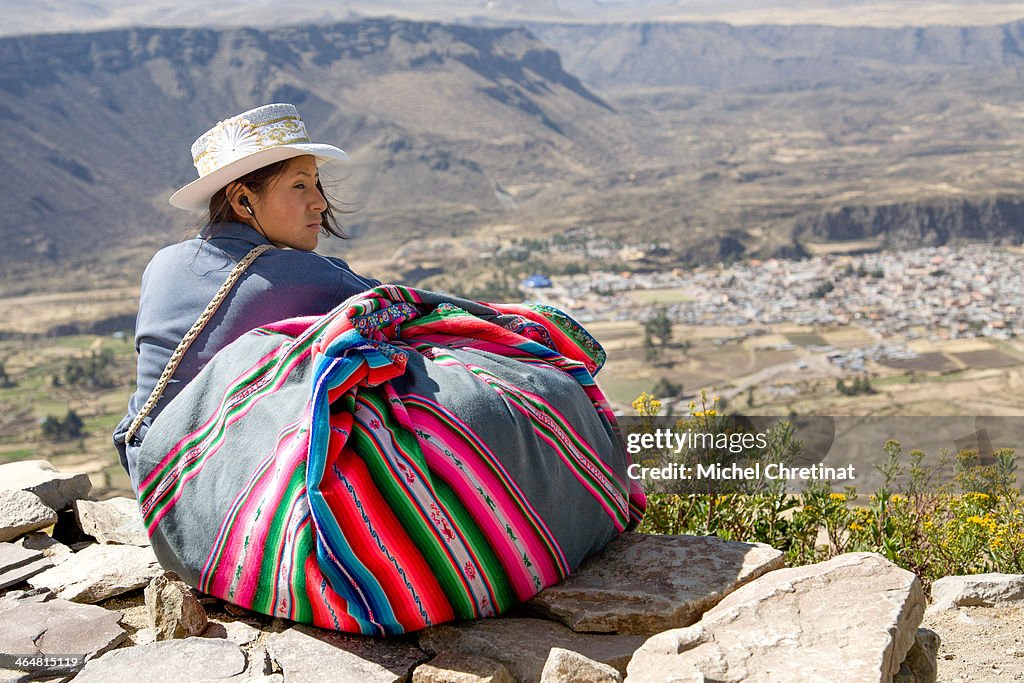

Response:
(242, 155), (326, 251)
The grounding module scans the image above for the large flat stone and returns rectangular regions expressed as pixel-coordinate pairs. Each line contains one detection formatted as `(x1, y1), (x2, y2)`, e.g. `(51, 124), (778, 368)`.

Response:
(527, 532), (785, 635)
(417, 618), (646, 682)
(0, 593), (126, 663)
(412, 651), (516, 683)
(0, 460), (90, 512)
(267, 625), (428, 682)
(626, 552), (925, 683)
(72, 637), (246, 682)
(73, 498), (149, 546)
(27, 543), (161, 603)
(0, 542), (53, 590)
(0, 489), (57, 543)
(201, 619), (261, 647)
(928, 573), (1024, 612)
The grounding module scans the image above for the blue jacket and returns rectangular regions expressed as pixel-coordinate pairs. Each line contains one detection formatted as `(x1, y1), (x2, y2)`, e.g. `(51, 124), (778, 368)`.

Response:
(113, 221), (380, 491)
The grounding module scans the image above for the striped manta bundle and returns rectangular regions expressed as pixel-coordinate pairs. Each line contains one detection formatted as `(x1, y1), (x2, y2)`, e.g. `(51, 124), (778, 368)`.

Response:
(137, 285), (646, 636)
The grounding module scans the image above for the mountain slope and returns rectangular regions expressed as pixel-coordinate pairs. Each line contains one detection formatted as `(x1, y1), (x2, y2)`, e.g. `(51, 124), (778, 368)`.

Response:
(0, 19), (631, 289)
(526, 19), (1024, 90)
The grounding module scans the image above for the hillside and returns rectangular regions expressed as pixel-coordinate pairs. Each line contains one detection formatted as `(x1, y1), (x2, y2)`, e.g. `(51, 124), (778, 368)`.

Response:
(0, 19), (642, 293)
(6, 18), (1024, 296)
(527, 20), (1024, 90)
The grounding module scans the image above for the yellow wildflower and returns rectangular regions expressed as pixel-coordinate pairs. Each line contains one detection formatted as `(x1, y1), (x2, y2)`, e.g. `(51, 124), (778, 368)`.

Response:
(632, 392), (663, 417)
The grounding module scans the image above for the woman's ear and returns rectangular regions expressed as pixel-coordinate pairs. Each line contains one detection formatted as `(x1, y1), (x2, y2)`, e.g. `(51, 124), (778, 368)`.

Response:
(225, 182), (251, 223)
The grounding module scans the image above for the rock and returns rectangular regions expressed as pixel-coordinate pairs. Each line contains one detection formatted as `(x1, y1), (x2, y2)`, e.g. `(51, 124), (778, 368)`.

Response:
(417, 618), (646, 682)
(0, 593), (126, 663)
(27, 543), (161, 603)
(0, 586), (52, 607)
(626, 552), (925, 683)
(527, 532), (785, 635)
(928, 573), (1024, 611)
(0, 541), (53, 590)
(267, 624), (428, 682)
(247, 646), (273, 678)
(202, 619), (261, 647)
(0, 489), (57, 543)
(894, 628), (940, 683)
(412, 651), (516, 683)
(17, 532), (73, 565)
(144, 571), (208, 640)
(133, 627), (156, 646)
(72, 637), (246, 682)
(540, 648), (621, 683)
(0, 460), (90, 512)
(74, 497), (149, 546)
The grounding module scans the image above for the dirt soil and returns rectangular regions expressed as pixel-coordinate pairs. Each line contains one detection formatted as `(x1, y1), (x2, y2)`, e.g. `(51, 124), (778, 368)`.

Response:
(924, 605), (1024, 682)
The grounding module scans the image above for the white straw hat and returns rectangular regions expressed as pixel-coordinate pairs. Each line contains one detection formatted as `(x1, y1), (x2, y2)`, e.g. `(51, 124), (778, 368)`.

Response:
(169, 103), (349, 211)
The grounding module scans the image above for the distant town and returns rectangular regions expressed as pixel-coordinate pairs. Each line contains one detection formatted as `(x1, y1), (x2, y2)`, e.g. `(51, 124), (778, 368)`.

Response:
(521, 243), (1023, 377)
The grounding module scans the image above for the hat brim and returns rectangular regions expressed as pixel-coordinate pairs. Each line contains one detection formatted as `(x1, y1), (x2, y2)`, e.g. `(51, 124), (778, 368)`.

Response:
(168, 143), (350, 211)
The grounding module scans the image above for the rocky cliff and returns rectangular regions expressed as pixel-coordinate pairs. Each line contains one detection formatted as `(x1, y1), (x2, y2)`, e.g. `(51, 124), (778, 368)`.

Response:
(795, 196), (1024, 249)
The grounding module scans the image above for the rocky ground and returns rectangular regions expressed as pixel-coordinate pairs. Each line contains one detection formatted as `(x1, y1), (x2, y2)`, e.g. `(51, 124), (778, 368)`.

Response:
(924, 605), (1024, 682)
(0, 458), (996, 683)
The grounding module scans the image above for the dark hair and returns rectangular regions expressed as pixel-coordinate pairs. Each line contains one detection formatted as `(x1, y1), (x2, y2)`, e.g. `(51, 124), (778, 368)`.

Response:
(205, 157), (349, 239)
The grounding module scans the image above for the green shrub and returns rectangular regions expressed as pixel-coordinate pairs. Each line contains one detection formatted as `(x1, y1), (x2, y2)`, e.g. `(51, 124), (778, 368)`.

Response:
(633, 392), (1024, 591)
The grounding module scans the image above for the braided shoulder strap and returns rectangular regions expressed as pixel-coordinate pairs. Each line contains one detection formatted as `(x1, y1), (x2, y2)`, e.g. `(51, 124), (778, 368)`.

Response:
(125, 243), (274, 444)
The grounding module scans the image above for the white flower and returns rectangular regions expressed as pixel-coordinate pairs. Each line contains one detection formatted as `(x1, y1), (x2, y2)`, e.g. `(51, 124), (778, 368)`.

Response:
(201, 118), (262, 174)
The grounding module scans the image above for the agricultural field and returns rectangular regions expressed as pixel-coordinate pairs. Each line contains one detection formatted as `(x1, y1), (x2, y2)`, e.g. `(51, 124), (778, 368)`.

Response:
(596, 319), (1024, 420)
(0, 334), (136, 497)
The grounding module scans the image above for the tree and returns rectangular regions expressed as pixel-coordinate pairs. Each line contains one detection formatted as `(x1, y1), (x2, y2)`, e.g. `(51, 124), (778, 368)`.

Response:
(63, 409), (84, 438)
(651, 376), (682, 399)
(62, 349), (116, 389)
(644, 335), (661, 363)
(644, 306), (673, 350)
(810, 281), (834, 299)
(40, 409), (85, 440)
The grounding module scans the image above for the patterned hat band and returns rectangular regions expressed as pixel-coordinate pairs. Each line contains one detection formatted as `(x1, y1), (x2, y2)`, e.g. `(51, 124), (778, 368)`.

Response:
(192, 104), (312, 177)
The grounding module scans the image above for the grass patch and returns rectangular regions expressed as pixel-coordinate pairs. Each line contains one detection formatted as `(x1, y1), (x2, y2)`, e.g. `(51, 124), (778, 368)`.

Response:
(54, 335), (100, 350)
(599, 374), (658, 407)
(785, 333), (828, 347)
(627, 289), (694, 305)
(84, 413), (123, 433)
(0, 448), (37, 462)
(873, 374), (915, 386)
(874, 370), (972, 386)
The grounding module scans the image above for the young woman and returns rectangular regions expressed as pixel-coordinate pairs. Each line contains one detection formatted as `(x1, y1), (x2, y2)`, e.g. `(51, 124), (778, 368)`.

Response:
(113, 104), (379, 491)
(122, 103), (644, 636)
